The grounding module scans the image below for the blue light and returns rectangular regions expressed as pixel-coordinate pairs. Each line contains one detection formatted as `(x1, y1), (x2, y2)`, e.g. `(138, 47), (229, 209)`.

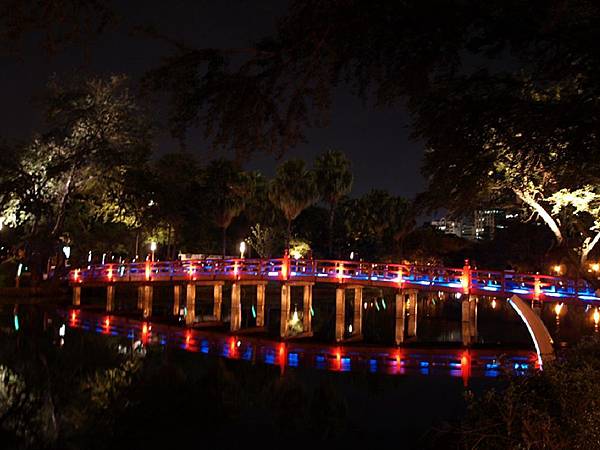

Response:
(13, 315), (19, 331)
(485, 363), (500, 370)
(369, 359), (378, 373)
(200, 339), (209, 354)
(288, 352), (299, 367)
(242, 347), (253, 361)
(264, 349), (276, 365)
(419, 361), (430, 368)
(340, 357), (351, 371)
(251, 305), (256, 319)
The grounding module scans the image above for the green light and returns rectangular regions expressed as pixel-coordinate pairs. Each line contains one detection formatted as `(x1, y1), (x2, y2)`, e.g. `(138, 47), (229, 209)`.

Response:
(375, 300), (380, 311)
(381, 299), (386, 310)
(14, 315), (19, 331)
(310, 307), (314, 316)
(251, 305), (256, 319)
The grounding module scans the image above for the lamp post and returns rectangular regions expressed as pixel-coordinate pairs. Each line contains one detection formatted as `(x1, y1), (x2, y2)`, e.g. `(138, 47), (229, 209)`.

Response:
(150, 241), (157, 262)
(239, 241), (246, 259)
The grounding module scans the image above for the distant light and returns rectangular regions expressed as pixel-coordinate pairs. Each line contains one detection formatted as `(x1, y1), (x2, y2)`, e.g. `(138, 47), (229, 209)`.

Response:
(239, 241), (246, 258)
(59, 324), (65, 337)
(491, 299), (497, 309)
(62, 246), (71, 259)
(348, 324), (353, 333)
(594, 309), (600, 326)
(150, 241), (157, 252)
(16, 263), (23, 277)
(592, 263), (600, 272)
(553, 265), (562, 275)
(350, 251), (355, 260)
(554, 303), (564, 316)
(14, 314), (19, 331)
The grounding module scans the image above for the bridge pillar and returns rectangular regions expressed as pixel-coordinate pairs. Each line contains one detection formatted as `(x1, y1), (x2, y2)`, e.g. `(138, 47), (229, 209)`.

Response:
(137, 286), (144, 310)
(173, 285), (181, 316)
(213, 284), (223, 320)
(395, 291), (406, 345)
(280, 284), (291, 338)
(353, 286), (363, 337)
(141, 285), (153, 319)
(335, 287), (345, 342)
(231, 283), (241, 332)
(256, 284), (266, 327)
(72, 286), (81, 306)
(462, 295), (477, 346)
(106, 285), (115, 312)
(303, 284), (313, 333)
(407, 290), (418, 338)
(185, 283), (196, 326)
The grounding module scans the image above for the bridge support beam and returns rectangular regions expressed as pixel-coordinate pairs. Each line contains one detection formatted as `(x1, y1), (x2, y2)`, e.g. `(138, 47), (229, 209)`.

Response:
(231, 283), (241, 332)
(395, 291), (406, 345)
(141, 285), (153, 319)
(303, 284), (313, 333)
(462, 295), (477, 346)
(173, 285), (181, 316)
(353, 286), (363, 337)
(106, 285), (115, 313)
(256, 284), (266, 327)
(185, 283), (195, 326)
(280, 284), (291, 338)
(213, 283), (223, 321)
(407, 290), (418, 338)
(137, 286), (144, 310)
(72, 286), (81, 306)
(335, 287), (345, 342)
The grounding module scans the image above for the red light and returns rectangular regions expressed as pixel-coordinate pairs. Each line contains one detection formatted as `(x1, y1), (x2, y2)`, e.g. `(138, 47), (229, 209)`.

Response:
(185, 332), (191, 348)
(107, 265), (113, 281)
(142, 323), (148, 334)
(71, 311), (77, 322)
(104, 317), (110, 328)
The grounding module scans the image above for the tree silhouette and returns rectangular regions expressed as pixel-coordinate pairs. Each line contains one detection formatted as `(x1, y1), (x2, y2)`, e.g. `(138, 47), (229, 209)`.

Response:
(314, 149), (353, 257)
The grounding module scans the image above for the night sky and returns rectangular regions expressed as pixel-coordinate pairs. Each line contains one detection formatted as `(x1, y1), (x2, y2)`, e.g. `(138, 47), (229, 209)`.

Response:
(1, 0), (425, 198)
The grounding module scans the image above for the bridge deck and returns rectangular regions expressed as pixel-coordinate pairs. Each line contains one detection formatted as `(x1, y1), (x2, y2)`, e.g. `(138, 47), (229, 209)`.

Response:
(69, 258), (600, 302)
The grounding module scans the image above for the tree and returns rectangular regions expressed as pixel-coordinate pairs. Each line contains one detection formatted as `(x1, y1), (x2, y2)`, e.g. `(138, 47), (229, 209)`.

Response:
(314, 149), (353, 257)
(0, 75), (152, 279)
(202, 159), (252, 256)
(268, 160), (318, 248)
(246, 224), (278, 259)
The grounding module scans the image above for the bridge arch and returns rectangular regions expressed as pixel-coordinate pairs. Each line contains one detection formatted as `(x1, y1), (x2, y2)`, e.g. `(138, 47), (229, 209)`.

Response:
(508, 295), (555, 367)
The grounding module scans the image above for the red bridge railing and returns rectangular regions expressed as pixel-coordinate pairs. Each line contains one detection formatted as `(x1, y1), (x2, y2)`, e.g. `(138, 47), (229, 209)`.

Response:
(69, 258), (599, 302)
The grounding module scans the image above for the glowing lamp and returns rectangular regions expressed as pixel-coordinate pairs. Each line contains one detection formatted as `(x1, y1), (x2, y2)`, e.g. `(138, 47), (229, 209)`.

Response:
(239, 241), (246, 258)
(150, 241), (157, 252)
(594, 309), (600, 326)
(554, 302), (563, 317)
(593, 263), (600, 272)
(62, 245), (71, 259)
(107, 265), (113, 281)
(553, 265), (562, 275)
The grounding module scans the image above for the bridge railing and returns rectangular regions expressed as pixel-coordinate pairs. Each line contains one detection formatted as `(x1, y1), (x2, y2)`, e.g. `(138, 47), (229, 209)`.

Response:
(69, 257), (599, 301)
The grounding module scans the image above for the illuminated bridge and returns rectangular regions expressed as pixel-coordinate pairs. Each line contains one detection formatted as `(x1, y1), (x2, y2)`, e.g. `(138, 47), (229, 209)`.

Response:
(69, 257), (600, 366)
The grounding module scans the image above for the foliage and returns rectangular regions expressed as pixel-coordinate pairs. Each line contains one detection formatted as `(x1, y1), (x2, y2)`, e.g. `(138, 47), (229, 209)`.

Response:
(314, 149), (353, 256)
(289, 238), (311, 259)
(246, 223), (278, 259)
(458, 337), (600, 449)
(268, 159), (318, 245)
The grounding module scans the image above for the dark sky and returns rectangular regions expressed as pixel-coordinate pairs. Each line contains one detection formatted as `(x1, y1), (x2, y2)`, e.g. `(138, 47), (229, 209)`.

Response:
(1, 0), (425, 198)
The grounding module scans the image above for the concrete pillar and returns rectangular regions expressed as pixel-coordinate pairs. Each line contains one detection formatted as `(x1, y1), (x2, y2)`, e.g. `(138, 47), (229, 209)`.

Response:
(185, 283), (196, 326)
(106, 285), (115, 312)
(173, 285), (181, 316)
(213, 284), (223, 320)
(280, 284), (291, 338)
(231, 283), (241, 331)
(407, 290), (418, 337)
(353, 286), (363, 336)
(462, 295), (477, 346)
(137, 285), (144, 310)
(395, 291), (406, 345)
(303, 284), (313, 333)
(72, 286), (81, 306)
(142, 285), (153, 319)
(335, 287), (345, 342)
(256, 284), (266, 327)
(469, 296), (478, 342)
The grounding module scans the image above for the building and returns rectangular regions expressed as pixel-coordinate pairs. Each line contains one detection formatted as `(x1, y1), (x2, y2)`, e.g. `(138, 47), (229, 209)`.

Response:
(431, 209), (514, 241)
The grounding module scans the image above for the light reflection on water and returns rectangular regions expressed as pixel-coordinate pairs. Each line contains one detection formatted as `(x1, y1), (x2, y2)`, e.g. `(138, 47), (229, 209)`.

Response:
(61, 308), (537, 384)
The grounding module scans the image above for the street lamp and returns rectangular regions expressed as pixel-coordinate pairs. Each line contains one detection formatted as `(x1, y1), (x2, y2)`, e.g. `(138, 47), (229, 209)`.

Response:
(239, 241), (246, 259)
(553, 264), (562, 276)
(150, 241), (157, 262)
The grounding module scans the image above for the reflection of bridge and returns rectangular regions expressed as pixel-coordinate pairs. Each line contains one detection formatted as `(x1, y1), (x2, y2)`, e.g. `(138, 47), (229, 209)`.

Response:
(70, 258), (599, 365)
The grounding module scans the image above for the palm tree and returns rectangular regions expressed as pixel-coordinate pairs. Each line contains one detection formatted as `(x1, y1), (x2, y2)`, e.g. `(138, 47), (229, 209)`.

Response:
(269, 159), (318, 248)
(203, 159), (252, 256)
(314, 149), (353, 257)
